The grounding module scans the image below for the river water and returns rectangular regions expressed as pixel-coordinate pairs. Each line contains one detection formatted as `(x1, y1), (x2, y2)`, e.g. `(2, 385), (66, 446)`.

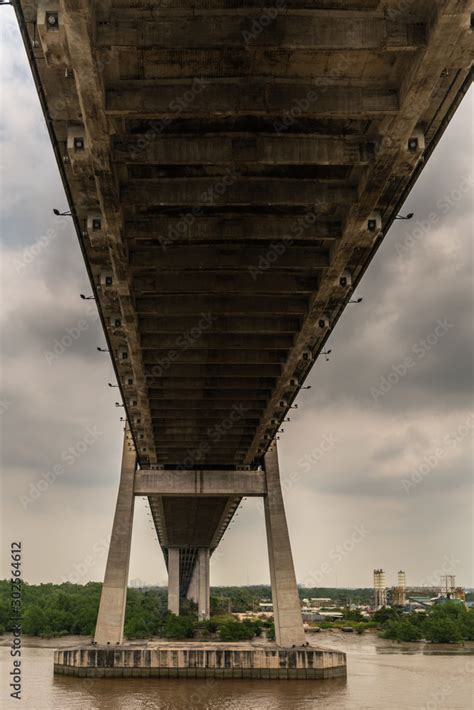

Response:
(1, 633), (473, 709)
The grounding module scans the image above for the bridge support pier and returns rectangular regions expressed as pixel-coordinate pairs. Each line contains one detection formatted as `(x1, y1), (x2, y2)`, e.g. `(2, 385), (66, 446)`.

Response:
(185, 548), (211, 619)
(197, 547), (210, 620)
(167, 547), (180, 615)
(186, 561), (199, 604)
(264, 442), (306, 647)
(94, 427), (136, 645)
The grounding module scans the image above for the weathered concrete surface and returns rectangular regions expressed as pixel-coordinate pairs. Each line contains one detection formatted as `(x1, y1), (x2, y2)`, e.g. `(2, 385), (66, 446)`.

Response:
(94, 428), (136, 645)
(264, 445), (306, 647)
(134, 469), (266, 497)
(54, 642), (346, 679)
(167, 548), (180, 616)
(197, 548), (210, 621)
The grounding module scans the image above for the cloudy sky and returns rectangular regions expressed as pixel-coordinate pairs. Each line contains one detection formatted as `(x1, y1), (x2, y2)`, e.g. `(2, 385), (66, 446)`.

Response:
(1, 9), (472, 591)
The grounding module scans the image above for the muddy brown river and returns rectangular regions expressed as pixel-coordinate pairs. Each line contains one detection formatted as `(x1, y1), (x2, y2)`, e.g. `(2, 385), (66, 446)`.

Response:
(1, 633), (473, 709)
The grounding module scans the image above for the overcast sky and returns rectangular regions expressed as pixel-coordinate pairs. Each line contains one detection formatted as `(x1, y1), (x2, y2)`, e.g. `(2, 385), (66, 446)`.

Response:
(1, 9), (472, 591)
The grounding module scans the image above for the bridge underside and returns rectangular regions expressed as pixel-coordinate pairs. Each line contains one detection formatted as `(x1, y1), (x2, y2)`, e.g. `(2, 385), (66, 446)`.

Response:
(16, 0), (472, 644)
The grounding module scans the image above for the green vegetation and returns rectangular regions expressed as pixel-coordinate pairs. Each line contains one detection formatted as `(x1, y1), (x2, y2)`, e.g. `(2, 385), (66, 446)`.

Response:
(0, 581), (272, 641)
(381, 602), (474, 644)
(0, 581), (102, 637)
(1, 581), (470, 645)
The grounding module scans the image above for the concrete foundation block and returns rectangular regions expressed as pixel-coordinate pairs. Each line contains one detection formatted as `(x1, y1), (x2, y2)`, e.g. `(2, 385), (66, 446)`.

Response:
(54, 642), (347, 680)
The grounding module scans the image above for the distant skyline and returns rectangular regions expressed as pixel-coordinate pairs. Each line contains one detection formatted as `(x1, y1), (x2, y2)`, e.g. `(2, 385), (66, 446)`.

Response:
(1, 8), (473, 589)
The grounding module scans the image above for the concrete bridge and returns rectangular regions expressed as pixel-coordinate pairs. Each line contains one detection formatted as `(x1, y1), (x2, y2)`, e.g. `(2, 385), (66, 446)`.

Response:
(15, 0), (472, 654)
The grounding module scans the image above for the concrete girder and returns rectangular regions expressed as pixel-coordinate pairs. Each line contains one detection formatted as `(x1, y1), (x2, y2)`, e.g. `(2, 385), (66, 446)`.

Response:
(129, 246), (329, 270)
(122, 180), (355, 208)
(106, 83), (399, 118)
(134, 470), (266, 497)
(96, 16), (425, 51)
(136, 295), (308, 316)
(133, 273), (321, 296)
(138, 317), (301, 334)
(113, 134), (372, 166)
(126, 215), (342, 243)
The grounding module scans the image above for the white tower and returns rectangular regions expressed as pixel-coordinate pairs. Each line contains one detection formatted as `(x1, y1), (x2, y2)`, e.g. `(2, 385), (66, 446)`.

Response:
(373, 569), (387, 607)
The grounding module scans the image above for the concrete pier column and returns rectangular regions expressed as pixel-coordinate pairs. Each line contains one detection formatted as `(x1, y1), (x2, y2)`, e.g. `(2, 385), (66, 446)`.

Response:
(264, 442), (306, 647)
(167, 547), (180, 615)
(197, 547), (210, 620)
(94, 426), (137, 645)
(186, 561), (199, 603)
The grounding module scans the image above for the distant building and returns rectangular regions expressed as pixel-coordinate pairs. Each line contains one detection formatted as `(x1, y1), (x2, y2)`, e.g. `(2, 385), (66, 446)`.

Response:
(258, 601), (273, 612)
(310, 597), (334, 607)
(392, 570), (407, 606)
(374, 569), (387, 607)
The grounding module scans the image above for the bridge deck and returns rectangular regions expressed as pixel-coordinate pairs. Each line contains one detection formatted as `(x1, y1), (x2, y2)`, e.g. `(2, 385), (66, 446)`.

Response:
(16, 0), (472, 592)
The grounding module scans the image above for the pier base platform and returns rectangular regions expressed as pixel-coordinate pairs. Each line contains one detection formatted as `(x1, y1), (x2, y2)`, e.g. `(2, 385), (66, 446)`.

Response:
(54, 641), (346, 680)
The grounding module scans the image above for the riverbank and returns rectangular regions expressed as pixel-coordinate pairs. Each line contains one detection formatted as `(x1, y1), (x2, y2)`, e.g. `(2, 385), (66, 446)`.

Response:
(2, 630), (474, 654)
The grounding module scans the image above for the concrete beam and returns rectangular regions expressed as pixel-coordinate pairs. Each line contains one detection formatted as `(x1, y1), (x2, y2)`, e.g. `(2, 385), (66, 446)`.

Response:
(141, 333), (294, 351)
(146, 377), (278, 389)
(96, 0), (379, 12)
(60, 0), (158, 464)
(97, 17), (425, 51)
(114, 47), (398, 81)
(106, 83), (399, 118)
(136, 295), (307, 316)
(130, 246), (329, 271)
(148, 398), (268, 409)
(139, 317), (301, 334)
(114, 134), (370, 165)
(144, 350), (285, 365)
(122, 180), (355, 207)
(151, 428), (257, 437)
(144, 363), (283, 378)
(94, 428), (136, 645)
(134, 470), (266, 497)
(133, 273), (320, 296)
(148, 390), (272, 401)
(127, 216), (342, 243)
